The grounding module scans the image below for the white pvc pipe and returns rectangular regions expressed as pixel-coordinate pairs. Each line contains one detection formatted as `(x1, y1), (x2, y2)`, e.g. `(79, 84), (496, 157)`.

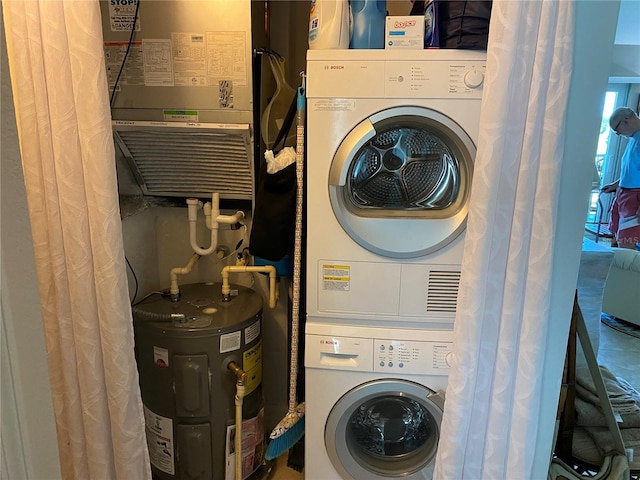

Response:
(221, 265), (277, 308)
(234, 382), (245, 480)
(186, 194), (245, 256)
(169, 253), (201, 300)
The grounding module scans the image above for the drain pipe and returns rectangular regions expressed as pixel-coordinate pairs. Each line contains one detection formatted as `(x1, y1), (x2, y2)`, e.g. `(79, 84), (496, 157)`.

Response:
(221, 265), (277, 308)
(227, 361), (247, 480)
(187, 193), (245, 256)
(169, 253), (201, 302)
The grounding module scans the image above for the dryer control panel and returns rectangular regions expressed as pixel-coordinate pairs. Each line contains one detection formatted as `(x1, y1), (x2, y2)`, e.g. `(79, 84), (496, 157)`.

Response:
(306, 332), (452, 375)
(306, 49), (486, 100)
(384, 61), (485, 98)
(375, 340), (451, 375)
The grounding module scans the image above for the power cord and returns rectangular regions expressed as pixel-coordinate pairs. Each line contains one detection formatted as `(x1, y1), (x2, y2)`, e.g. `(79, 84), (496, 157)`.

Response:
(109, 0), (141, 107)
(113, 1), (141, 305)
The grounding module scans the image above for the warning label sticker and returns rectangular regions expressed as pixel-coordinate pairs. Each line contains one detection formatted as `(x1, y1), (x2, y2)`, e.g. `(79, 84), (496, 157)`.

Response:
(322, 264), (351, 291)
(243, 342), (262, 396)
(153, 346), (169, 368)
(104, 42), (144, 87)
(143, 406), (174, 475)
(244, 320), (260, 345)
(108, 0), (141, 32)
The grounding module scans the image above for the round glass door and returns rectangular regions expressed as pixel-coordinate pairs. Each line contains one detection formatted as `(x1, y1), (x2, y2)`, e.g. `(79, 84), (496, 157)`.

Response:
(329, 106), (476, 258)
(325, 379), (444, 479)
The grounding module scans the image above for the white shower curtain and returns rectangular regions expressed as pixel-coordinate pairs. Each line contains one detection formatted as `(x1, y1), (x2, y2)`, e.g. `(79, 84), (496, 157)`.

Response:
(2, 1), (151, 479)
(434, 1), (575, 478)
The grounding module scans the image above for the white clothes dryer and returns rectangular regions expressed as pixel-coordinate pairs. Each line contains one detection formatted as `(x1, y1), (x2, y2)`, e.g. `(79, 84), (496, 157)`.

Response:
(306, 50), (486, 328)
(304, 322), (452, 480)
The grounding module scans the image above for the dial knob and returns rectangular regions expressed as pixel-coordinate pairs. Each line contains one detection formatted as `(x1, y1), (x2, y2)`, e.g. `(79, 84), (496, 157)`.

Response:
(464, 70), (484, 89)
(445, 351), (453, 367)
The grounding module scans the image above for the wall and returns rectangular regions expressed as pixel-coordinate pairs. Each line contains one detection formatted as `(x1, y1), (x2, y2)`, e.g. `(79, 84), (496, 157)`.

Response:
(610, 0), (640, 82)
(0, 19), (61, 479)
(610, 45), (640, 81)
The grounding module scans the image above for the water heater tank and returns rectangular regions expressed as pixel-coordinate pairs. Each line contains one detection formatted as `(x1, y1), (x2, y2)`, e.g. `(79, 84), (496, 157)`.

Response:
(133, 282), (264, 480)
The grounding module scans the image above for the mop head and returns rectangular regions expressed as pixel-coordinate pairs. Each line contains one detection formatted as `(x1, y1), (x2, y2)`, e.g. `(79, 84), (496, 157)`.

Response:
(264, 403), (305, 460)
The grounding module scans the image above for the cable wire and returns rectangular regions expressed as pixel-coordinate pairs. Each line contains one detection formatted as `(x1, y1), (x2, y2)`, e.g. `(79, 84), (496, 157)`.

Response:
(109, 0), (141, 107)
(125, 256), (139, 305)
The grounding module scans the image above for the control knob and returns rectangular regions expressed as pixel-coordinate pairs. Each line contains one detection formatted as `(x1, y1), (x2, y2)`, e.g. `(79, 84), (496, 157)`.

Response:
(445, 351), (453, 367)
(464, 69), (484, 89)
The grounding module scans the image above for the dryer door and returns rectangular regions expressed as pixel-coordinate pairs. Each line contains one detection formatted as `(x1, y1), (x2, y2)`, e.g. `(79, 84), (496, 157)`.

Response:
(329, 106), (475, 258)
(325, 379), (444, 480)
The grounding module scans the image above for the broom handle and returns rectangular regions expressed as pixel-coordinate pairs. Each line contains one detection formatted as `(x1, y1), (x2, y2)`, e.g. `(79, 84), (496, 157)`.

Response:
(288, 86), (305, 412)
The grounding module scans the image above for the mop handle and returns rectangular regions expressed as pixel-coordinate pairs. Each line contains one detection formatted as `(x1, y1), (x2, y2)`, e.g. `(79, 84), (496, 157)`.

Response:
(288, 85), (305, 411)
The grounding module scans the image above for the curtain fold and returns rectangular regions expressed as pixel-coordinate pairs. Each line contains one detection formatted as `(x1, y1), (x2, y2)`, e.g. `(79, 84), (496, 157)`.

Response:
(2, 1), (151, 478)
(434, 1), (575, 478)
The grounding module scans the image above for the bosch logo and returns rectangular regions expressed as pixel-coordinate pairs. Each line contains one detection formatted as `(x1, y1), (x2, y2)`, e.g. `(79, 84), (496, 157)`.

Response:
(394, 20), (416, 28)
(320, 340), (338, 345)
(324, 65), (345, 70)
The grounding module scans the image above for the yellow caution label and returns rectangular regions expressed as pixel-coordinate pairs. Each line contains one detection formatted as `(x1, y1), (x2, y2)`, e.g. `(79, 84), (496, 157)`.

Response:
(322, 264), (351, 291)
(243, 341), (262, 395)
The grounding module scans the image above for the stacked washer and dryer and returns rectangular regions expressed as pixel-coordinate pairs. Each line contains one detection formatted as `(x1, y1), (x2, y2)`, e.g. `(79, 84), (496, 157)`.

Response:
(304, 50), (486, 479)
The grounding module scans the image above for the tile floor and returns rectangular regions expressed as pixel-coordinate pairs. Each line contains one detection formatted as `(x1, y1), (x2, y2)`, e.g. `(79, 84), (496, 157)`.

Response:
(598, 323), (640, 390)
(265, 237), (639, 479)
(580, 236), (640, 390)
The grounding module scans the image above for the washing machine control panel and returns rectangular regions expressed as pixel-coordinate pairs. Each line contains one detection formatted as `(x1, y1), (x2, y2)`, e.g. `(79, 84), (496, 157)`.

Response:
(374, 340), (451, 375)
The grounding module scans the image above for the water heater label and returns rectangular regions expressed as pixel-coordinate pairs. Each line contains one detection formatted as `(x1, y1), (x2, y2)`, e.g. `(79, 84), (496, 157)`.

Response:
(225, 409), (264, 480)
(243, 341), (262, 396)
(220, 331), (241, 353)
(245, 320), (260, 345)
(153, 346), (169, 368)
(143, 406), (174, 475)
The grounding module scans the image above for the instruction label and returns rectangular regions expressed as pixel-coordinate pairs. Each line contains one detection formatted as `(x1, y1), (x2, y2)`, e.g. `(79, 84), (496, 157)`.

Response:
(312, 99), (356, 112)
(220, 331), (242, 353)
(172, 32), (207, 86)
(142, 39), (174, 86)
(143, 406), (174, 475)
(243, 342), (262, 396)
(322, 264), (351, 291)
(225, 409), (264, 480)
(104, 41), (144, 87)
(244, 320), (260, 345)
(206, 31), (248, 87)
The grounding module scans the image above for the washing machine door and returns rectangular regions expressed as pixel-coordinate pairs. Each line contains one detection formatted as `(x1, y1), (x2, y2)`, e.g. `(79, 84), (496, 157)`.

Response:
(329, 105), (475, 258)
(325, 379), (444, 480)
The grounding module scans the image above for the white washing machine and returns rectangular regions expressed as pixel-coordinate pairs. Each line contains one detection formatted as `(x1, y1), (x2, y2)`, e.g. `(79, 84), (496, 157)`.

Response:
(305, 322), (452, 480)
(306, 50), (486, 328)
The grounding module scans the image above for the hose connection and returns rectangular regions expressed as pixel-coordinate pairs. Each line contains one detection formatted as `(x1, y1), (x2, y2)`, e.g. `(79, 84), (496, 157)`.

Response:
(227, 361), (247, 385)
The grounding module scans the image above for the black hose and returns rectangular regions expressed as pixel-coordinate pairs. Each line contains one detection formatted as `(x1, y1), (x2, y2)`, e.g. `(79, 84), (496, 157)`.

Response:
(131, 307), (185, 323)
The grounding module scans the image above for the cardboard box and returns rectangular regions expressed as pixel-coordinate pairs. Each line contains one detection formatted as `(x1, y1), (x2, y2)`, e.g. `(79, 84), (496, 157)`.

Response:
(385, 16), (424, 49)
